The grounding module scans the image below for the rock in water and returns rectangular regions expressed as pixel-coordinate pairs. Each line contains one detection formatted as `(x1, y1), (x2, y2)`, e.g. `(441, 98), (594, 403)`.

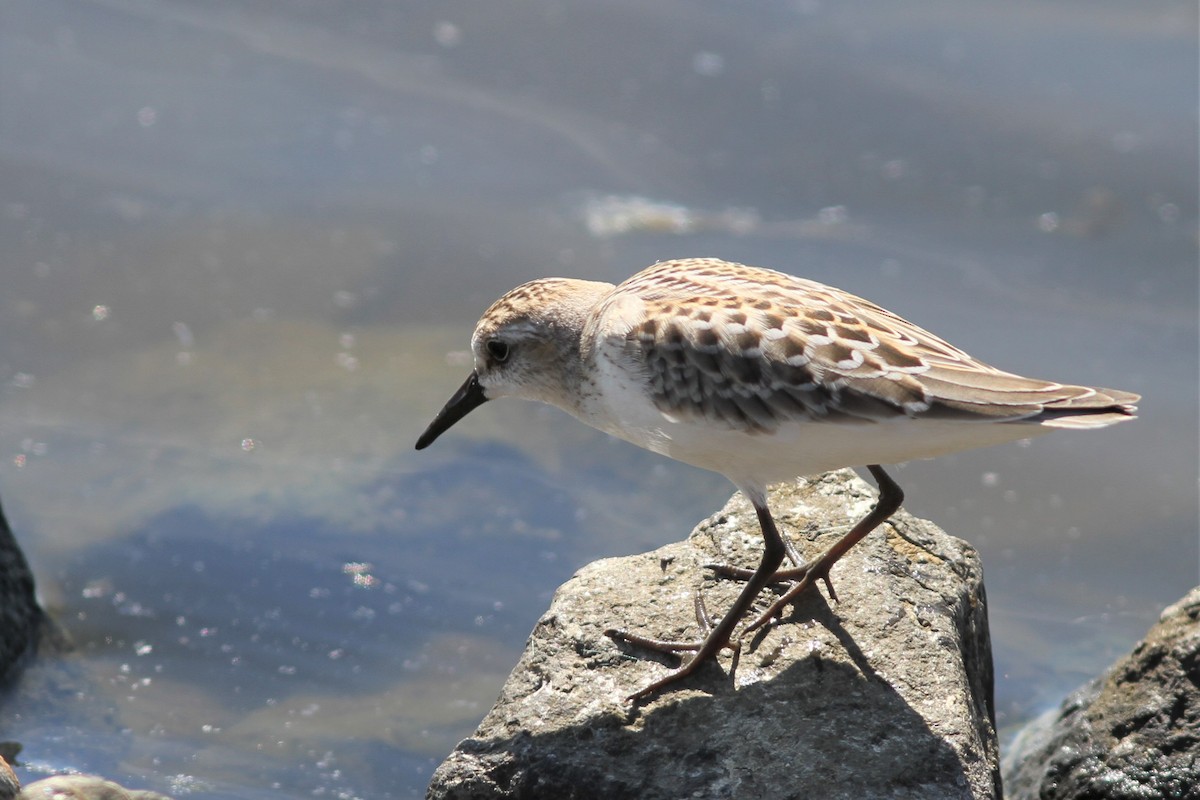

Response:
(427, 469), (1000, 799)
(1004, 587), (1200, 800)
(0, 495), (43, 682)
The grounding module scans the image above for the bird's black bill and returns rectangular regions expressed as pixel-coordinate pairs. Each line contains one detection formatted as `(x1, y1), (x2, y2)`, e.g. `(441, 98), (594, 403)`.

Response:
(415, 372), (489, 450)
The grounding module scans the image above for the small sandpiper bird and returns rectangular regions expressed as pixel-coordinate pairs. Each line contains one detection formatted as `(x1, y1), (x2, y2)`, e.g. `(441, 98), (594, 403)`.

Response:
(415, 258), (1139, 701)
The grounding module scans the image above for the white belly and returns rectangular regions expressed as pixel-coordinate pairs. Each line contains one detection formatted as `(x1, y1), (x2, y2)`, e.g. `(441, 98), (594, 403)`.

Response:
(576, 382), (1050, 488)
(652, 414), (1051, 487)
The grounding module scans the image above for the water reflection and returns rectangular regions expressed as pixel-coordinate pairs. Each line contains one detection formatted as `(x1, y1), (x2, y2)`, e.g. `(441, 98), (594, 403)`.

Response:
(0, 1), (1195, 797)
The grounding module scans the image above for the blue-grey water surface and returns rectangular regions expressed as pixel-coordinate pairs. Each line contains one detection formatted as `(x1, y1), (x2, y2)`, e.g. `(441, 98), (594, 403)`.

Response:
(0, 2), (1196, 797)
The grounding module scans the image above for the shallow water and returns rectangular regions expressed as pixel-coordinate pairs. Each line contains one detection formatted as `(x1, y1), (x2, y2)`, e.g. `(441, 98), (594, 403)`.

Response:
(0, 1), (1196, 797)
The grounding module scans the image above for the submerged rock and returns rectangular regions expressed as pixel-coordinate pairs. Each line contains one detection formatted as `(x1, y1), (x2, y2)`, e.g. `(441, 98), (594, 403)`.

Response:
(1004, 587), (1200, 800)
(427, 469), (1000, 799)
(15, 773), (173, 800)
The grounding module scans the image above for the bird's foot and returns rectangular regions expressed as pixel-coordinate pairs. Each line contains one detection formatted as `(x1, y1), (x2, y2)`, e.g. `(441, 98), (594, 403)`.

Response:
(706, 555), (838, 630)
(606, 593), (741, 702)
(740, 556), (839, 635)
(605, 629), (742, 701)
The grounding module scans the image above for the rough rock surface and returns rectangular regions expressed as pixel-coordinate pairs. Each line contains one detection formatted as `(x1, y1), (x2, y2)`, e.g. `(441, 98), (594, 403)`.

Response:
(0, 496), (43, 683)
(1004, 586), (1200, 800)
(427, 469), (999, 800)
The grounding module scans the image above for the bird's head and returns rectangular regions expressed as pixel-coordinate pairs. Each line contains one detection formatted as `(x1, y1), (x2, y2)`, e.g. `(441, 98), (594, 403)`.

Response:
(415, 277), (612, 449)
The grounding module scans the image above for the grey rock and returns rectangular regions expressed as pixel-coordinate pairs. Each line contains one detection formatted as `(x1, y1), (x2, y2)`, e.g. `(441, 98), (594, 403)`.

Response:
(1004, 586), (1200, 800)
(427, 469), (999, 800)
(0, 495), (44, 682)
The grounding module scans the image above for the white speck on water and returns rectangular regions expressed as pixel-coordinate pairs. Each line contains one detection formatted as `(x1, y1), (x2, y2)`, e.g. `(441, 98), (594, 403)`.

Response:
(433, 21), (461, 48)
(692, 51), (725, 77)
(882, 159), (907, 180)
(1037, 212), (1059, 233)
(818, 205), (848, 225)
(172, 322), (194, 348)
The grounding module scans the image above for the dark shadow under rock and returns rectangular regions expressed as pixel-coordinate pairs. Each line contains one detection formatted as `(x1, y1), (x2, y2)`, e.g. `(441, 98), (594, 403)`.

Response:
(427, 469), (1000, 800)
(1004, 586), (1200, 800)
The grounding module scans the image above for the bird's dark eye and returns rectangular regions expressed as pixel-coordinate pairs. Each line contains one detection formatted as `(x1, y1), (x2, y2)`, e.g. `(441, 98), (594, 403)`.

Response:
(486, 339), (510, 363)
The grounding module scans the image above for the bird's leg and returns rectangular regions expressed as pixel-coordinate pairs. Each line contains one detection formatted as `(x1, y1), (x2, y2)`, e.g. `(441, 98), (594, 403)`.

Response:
(606, 497), (787, 702)
(740, 465), (903, 635)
